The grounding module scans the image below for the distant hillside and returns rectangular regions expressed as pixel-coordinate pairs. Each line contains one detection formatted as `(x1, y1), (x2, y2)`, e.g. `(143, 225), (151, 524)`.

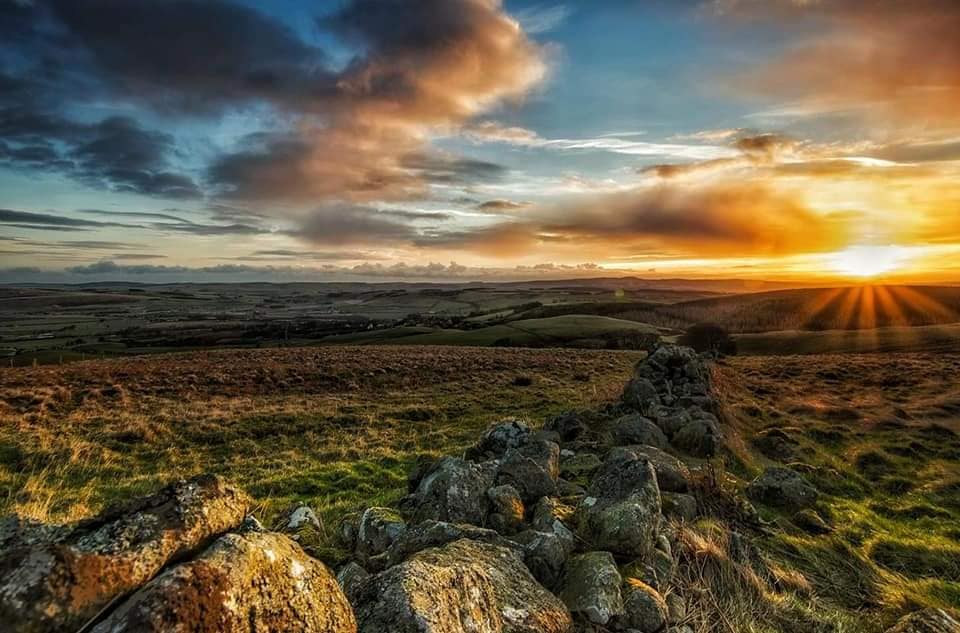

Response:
(595, 285), (960, 333)
(323, 315), (662, 349)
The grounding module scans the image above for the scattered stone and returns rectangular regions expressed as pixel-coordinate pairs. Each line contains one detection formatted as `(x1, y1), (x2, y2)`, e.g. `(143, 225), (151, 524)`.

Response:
(672, 419), (720, 457)
(381, 520), (522, 568)
(409, 456), (496, 525)
(559, 551), (623, 625)
(497, 440), (560, 503)
(617, 579), (668, 633)
(752, 427), (800, 461)
(353, 538), (572, 633)
(356, 507), (406, 564)
(91, 531), (356, 633)
(886, 608), (960, 633)
(487, 484), (526, 535)
(512, 529), (572, 590)
(467, 419), (532, 460)
(612, 413), (669, 449)
(559, 451), (603, 482)
(661, 492), (698, 521)
(284, 503), (322, 532)
(746, 467), (819, 511)
(544, 410), (587, 442)
(623, 377), (661, 413)
(0, 474), (249, 633)
(337, 561), (370, 604)
(578, 454), (662, 558)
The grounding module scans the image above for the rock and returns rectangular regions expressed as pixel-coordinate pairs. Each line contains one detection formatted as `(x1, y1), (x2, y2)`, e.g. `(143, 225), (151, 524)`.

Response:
(531, 497), (576, 534)
(672, 419), (720, 457)
(381, 520), (523, 568)
(544, 410), (587, 442)
(752, 427), (800, 461)
(356, 507), (406, 564)
(612, 414), (669, 449)
(0, 474), (249, 633)
(467, 419), (532, 460)
(643, 548), (676, 590)
(497, 440), (560, 503)
(511, 529), (572, 590)
(559, 551), (623, 625)
(886, 609), (960, 633)
(410, 456), (496, 525)
(337, 561), (370, 604)
(616, 445), (690, 493)
(793, 508), (831, 535)
(622, 377), (661, 412)
(746, 467), (819, 511)
(354, 538), (572, 633)
(577, 454), (661, 558)
(487, 484), (526, 535)
(91, 531), (356, 633)
(556, 478), (586, 499)
(559, 452), (603, 483)
(661, 492), (698, 521)
(616, 579), (668, 633)
(284, 503), (322, 532)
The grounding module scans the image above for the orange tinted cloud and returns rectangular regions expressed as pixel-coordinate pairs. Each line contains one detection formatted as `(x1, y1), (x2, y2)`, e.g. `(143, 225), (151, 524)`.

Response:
(724, 0), (960, 132)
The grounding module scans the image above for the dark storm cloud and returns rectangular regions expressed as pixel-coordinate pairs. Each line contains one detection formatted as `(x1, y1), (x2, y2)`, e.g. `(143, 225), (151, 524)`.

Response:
(295, 204), (419, 246)
(0, 208), (139, 229)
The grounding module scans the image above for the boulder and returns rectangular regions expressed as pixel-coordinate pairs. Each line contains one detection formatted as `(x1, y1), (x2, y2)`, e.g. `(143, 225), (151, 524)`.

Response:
(559, 551), (623, 625)
(559, 452), (603, 483)
(336, 561), (370, 604)
(622, 377), (661, 413)
(381, 520), (522, 568)
(91, 531), (356, 633)
(746, 467), (819, 511)
(577, 455), (662, 558)
(487, 484), (526, 536)
(616, 579), (668, 633)
(612, 445), (689, 493)
(496, 440), (560, 503)
(661, 492), (698, 521)
(511, 529), (572, 590)
(672, 419), (720, 457)
(611, 414), (669, 449)
(356, 507), (406, 564)
(0, 474), (249, 633)
(467, 419), (532, 460)
(886, 609), (960, 633)
(544, 411), (587, 442)
(353, 538), (572, 633)
(410, 457), (496, 525)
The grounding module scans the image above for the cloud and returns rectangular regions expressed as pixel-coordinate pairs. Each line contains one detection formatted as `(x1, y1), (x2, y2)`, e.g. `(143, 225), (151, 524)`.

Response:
(420, 180), (849, 258)
(0, 208), (139, 229)
(477, 199), (532, 214)
(232, 249), (388, 262)
(294, 204), (419, 246)
(721, 0), (960, 133)
(111, 253), (167, 260)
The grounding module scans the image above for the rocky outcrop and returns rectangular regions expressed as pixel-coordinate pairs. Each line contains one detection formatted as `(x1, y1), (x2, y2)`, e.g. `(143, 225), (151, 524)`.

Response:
(92, 530), (356, 633)
(0, 475), (250, 633)
(0, 343), (731, 633)
(352, 538), (572, 633)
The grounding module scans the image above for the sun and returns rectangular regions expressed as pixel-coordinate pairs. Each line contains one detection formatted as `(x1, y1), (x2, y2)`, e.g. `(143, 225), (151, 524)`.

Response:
(830, 245), (908, 278)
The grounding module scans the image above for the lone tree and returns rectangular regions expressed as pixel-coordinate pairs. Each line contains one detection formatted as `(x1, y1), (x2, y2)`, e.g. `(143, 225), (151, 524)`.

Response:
(678, 323), (737, 356)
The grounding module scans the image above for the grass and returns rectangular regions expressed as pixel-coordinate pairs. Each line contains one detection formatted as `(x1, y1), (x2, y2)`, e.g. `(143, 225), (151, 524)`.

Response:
(735, 323), (960, 356)
(709, 353), (960, 629)
(0, 345), (641, 557)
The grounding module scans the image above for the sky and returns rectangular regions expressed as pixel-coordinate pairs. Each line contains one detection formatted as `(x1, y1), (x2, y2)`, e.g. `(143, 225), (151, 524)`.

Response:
(1, 0), (959, 284)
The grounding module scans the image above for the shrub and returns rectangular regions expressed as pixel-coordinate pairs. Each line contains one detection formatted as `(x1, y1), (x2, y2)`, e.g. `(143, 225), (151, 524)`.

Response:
(679, 323), (737, 356)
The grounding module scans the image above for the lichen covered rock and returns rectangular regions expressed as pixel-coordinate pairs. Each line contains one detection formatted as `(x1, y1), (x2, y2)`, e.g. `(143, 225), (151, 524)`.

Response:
(92, 531), (356, 633)
(559, 551), (623, 625)
(353, 538), (572, 633)
(0, 474), (249, 633)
